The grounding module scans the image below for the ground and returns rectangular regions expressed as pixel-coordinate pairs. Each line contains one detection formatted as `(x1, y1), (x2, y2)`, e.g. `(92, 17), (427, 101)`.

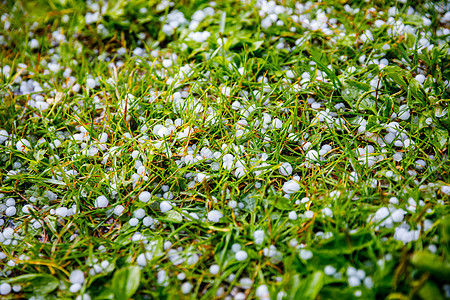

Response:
(0, 0), (449, 299)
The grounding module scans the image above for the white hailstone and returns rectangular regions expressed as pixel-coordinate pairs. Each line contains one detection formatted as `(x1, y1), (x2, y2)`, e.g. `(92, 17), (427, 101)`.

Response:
(356, 269), (366, 280)
(29, 38), (39, 49)
(348, 276), (361, 287)
(254, 230), (265, 245)
(0, 283), (12, 295)
(415, 74), (426, 84)
(322, 207), (333, 218)
(228, 200), (237, 209)
(139, 191), (151, 203)
(279, 162), (293, 176)
(134, 208), (146, 219)
(94, 196), (108, 208)
(231, 243), (241, 252)
(282, 180), (300, 194)
(196, 172), (208, 182)
(114, 205), (125, 215)
(311, 102), (321, 109)
(208, 210), (223, 222)
(209, 264), (220, 275)
(0, 129), (8, 144)
(181, 282), (193, 294)
(393, 152), (403, 162)
(304, 211), (314, 219)
(12, 285), (21, 292)
(143, 216), (154, 227)
(231, 101), (242, 110)
(16, 139), (31, 153)
(415, 159), (426, 170)
(235, 250), (248, 261)
(186, 253), (199, 265)
(163, 241), (172, 250)
(374, 207), (390, 222)
(70, 270), (85, 284)
(72, 83), (81, 93)
(305, 150), (319, 162)
(299, 249), (313, 260)
(5, 207), (16, 217)
(398, 105), (410, 120)
(428, 244), (437, 253)
(442, 185), (450, 195)
(188, 212), (199, 220)
(286, 70), (295, 79)
(389, 197), (399, 205)
(160, 201), (172, 213)
(86, 78), (96, 89)
(324, 265), (337, 276)
(35, 101), (49, 111)
(177, 273), (186, 280)
(235, 167), (246, 178)
(391, 209), (406, 222)
(3, 227), (14, 239)
(55, 207), (68, 217)
(69, 283), (82, 293)
(137, 253), (147, 267)
(289, 239), (298, 248)
(157, 270), (169, 287)
(256, 284), (270, 299)
(288, 211), (297, 220)
(364, 277), (374, 289)
(272, 118), (283, 129)
(22, 204), (32, 214)
(6, 198), (15, 206)
(129, 218), (139, 226)
(162, 59), (173, 68)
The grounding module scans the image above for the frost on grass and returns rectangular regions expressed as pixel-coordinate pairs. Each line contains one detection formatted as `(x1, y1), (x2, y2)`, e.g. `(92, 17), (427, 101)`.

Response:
(0, 0), (449, 299)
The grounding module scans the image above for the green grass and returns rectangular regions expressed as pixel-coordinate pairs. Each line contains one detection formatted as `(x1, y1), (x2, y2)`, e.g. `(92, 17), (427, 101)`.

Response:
(0, 0), (449, 299)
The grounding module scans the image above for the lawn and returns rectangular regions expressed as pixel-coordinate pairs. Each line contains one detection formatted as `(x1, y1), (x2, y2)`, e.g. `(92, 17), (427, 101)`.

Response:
(0, 0), (449, 299)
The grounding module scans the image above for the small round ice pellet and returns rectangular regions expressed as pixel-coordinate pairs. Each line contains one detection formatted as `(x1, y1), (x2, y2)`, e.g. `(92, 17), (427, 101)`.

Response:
(207, 210), (223, 222)
(133, 208), (146, 219)
(348, 276), (361, 287)
(305, 211), (314, 218)
(256, 284), (270, 299)
(5, 207), (16, 217)
(324, 265), (336, 275)
(235, 250), (248, 261)
(94, 196), (108, 208)
(55, 207), (68, 217)
(16, 139), (31, 153)
(231, 243), (241, 252)
(70, 269), (85, 284)
(282, 180), (300, 194)
(114, 205), (125, 216)
(209, 264), (220, 275)
(129, 218), (139, 226)
(136, 253), (147, 267)
(0, 283), (11, 295)
(181, 282), (192, 294)
(69, 283), (82, 293)
(288, 211), (297, 220)
(3, 228), (14, 239)
(279, 162), (293, 176)
(139, 191), (151, 203)
(142, 216), (154, 226)
(160, 201), (172, 213)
